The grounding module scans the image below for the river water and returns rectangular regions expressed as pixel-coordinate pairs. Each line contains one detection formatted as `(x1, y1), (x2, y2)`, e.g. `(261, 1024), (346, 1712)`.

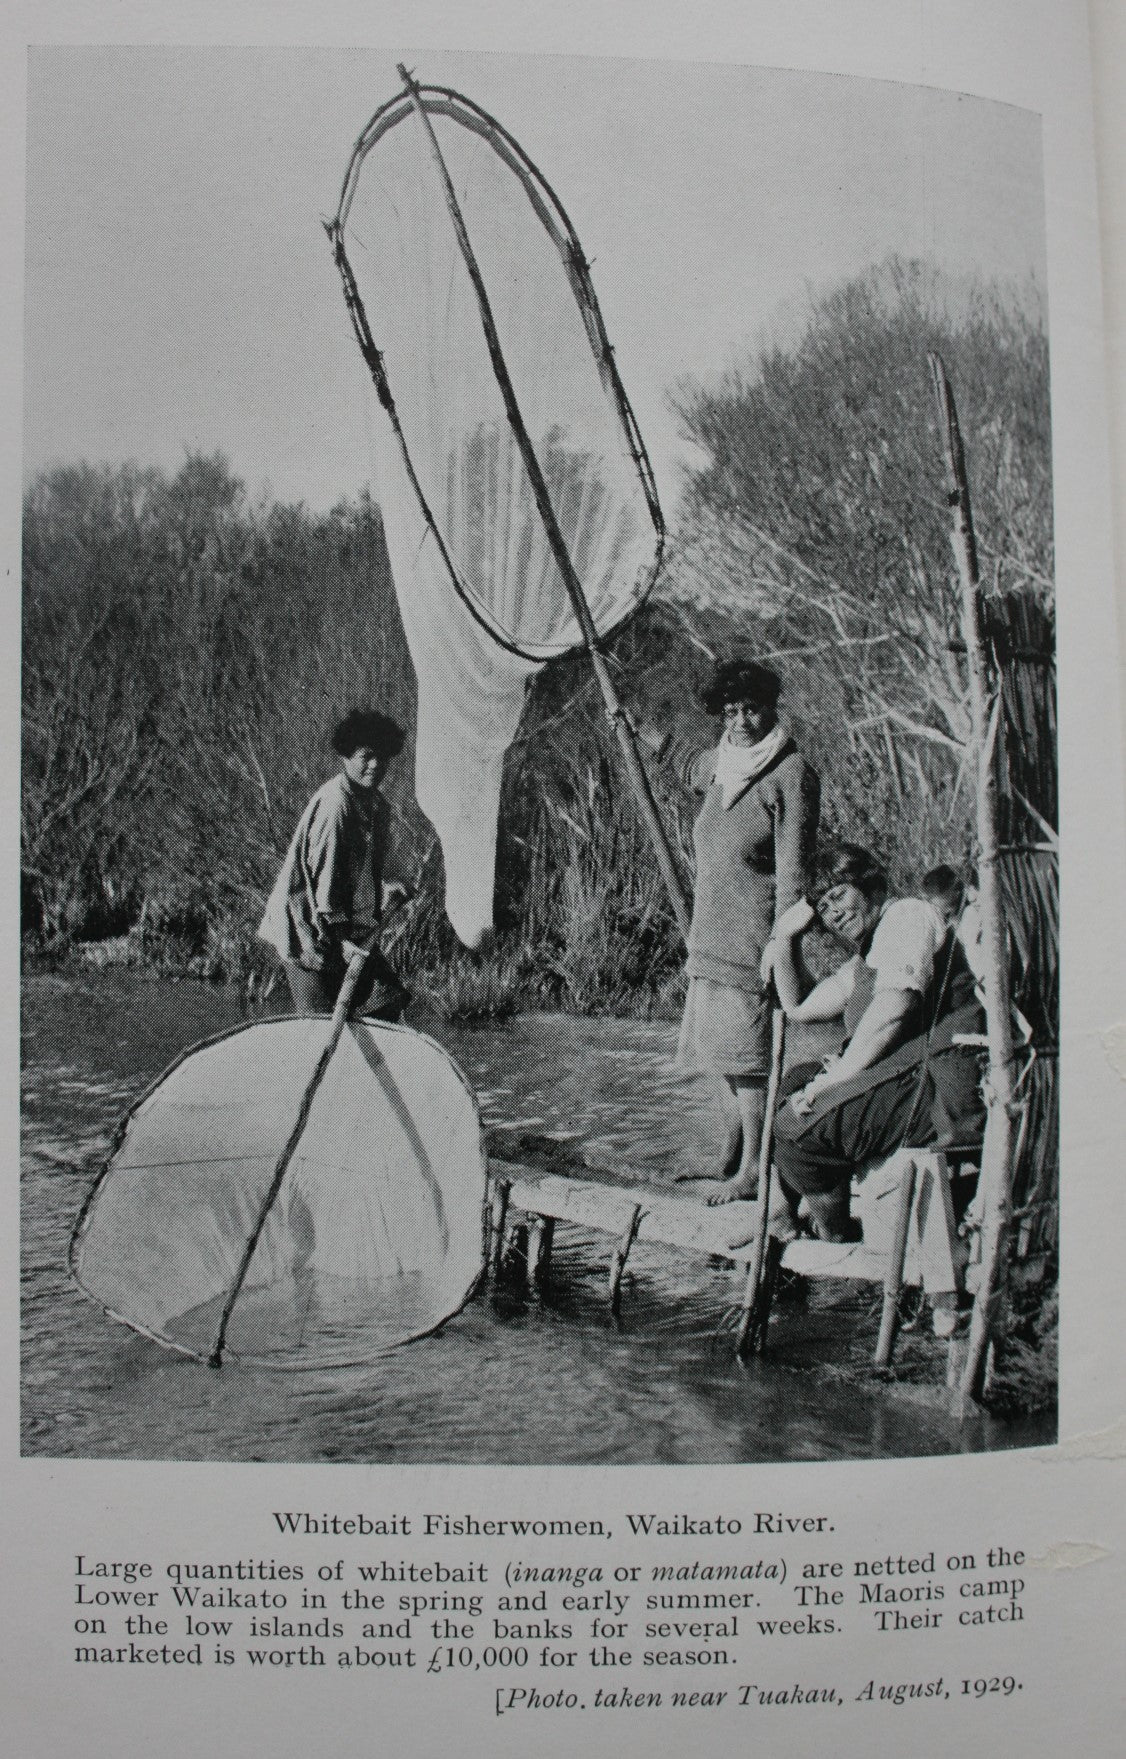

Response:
(21, 972), (1049, 1464)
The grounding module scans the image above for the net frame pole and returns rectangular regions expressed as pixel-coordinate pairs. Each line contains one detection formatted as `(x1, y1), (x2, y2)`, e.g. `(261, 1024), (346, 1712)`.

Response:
(207, 947), (371, 1367)
(396, 64), (692, 943)
(928, 353), (1019, 1408)
(735, 1003), (786, 1356)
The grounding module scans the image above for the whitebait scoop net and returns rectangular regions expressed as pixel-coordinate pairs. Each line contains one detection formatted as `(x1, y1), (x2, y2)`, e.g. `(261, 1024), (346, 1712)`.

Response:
(328, 71), (681, 947)
(71, 1018), (487, 1369)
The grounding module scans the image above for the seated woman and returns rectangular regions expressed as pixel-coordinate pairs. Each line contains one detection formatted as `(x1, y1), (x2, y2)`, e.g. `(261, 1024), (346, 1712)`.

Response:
(258, 708), (411, 1019)
(762, 843), (985, 1243)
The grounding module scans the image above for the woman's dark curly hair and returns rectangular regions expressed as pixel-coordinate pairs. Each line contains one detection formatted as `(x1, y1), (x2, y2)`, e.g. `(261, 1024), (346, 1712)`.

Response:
(813, 842), (889, 904)
(331, 708), (406, 760)
(699, 658), (782, 717)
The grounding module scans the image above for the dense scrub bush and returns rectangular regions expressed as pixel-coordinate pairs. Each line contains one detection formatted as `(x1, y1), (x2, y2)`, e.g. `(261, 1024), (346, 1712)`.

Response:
(667, 259), (1053, 886)
(22, 260), (1053, 1018)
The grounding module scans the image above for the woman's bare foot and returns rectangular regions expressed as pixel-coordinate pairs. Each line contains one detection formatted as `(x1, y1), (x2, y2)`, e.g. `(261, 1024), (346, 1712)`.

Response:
(707, 1174), (757, 1206)
(804, 1191), (857, 1242)
(727, 1205), (799, 1252)
(809, 1215), (863, 1244)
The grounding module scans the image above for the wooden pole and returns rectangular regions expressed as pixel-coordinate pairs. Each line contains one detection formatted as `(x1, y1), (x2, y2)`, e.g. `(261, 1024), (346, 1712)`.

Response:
(874, 1159), (917, 1369)
(735, 1006), (787, 1356)
(534, 1215), (556, 1286)
(609, 1203), (644, 1317)
(397, 65), (692, 944)
(209, 947), (370, 1367)
(489, 1179), (511, 1281)
(503, 1220), (529, 1286)
(928, 354), (1019, 1406)
(527, 1214), (554, 1293)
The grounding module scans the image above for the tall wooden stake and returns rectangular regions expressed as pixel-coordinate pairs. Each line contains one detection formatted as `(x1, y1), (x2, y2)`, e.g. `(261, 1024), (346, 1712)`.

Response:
(736, 1005), (786, 1356)
(873, 1159), (918, 1370)
(928, 353), (1019, 1406)
(397, 66), (692, 943)
(608, 1203), (644, 1319)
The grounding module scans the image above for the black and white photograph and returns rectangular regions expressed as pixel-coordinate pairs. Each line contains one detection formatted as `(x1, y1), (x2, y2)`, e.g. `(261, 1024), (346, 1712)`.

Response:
(9, 4), (1126, 1755)
(19, 45), (1063, 1467)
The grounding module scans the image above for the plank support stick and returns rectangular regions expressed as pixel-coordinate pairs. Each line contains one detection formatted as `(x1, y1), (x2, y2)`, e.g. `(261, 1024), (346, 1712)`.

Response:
(503, 1220), (529, 1284)
(874, 1159), (917, 1369)
(609, 1204), (644, 1317)
(397, 65), (692, 944)
(527, 1215), (554, 1292)
(489, 1179), (512, 1281)
(929, 354), (1019, 1408)
(537, 1214), (556, 1285)
(209, 947), (370, 1368)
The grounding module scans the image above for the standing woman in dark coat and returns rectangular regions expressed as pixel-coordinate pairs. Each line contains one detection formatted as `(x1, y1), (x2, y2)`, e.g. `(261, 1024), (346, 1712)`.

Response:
(663, 658), (820, 1202)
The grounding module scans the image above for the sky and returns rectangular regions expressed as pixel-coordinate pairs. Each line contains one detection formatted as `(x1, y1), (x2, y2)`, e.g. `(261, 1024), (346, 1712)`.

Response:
(22, 46), (1047, 518)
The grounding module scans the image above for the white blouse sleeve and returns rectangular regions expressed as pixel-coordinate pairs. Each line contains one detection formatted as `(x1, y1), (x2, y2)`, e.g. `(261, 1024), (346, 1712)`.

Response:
(866, 899), (943, 995)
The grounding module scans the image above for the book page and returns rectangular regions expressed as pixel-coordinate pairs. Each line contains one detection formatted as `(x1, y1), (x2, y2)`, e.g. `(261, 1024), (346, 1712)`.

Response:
(5, 3), (1124, 1755)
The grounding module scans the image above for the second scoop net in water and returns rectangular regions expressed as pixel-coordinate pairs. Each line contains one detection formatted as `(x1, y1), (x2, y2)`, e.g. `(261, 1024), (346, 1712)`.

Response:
(70, 1020), (488, 1370)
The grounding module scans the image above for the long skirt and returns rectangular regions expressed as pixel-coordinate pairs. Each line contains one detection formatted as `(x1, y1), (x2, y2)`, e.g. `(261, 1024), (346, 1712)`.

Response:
(676, 976), (772, 1080)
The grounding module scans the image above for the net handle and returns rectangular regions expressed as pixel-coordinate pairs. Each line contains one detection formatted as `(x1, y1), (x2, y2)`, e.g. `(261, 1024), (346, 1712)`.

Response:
(207, 948), (370, 1367)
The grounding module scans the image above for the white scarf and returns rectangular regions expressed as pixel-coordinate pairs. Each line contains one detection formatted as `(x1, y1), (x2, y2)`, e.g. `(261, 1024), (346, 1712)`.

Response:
(713, 720), (791, 808)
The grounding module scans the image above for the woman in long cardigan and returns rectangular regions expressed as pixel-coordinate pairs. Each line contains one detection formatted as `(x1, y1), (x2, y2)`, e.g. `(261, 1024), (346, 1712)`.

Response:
(660, 659), (820, 1202)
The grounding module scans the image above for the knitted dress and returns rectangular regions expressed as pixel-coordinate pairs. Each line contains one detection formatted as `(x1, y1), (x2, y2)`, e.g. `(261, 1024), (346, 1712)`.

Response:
(676, 740), (820, 1077)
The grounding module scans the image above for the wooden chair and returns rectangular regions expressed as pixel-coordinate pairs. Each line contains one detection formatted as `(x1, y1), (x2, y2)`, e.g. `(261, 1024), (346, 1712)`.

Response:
(768, 1146), (978, 1366)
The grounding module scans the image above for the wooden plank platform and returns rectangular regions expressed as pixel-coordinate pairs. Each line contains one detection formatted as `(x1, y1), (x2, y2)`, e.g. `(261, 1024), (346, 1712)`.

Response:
(487, 1159), (921, 1285)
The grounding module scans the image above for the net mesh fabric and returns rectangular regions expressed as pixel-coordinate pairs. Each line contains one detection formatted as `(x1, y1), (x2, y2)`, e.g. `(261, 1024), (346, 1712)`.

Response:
(339, 94), (660, 945)
(72, 1021), (486, 1368)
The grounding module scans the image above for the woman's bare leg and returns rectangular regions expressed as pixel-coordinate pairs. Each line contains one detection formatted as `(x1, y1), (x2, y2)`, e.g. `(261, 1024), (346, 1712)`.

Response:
(726, 1176), (801, 1249)
(707, 1078), (766, 1204)
(804, 1187), (856, 1242)
(675, 1078), (742, 1182)
(717, 1080), (745, 1179)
